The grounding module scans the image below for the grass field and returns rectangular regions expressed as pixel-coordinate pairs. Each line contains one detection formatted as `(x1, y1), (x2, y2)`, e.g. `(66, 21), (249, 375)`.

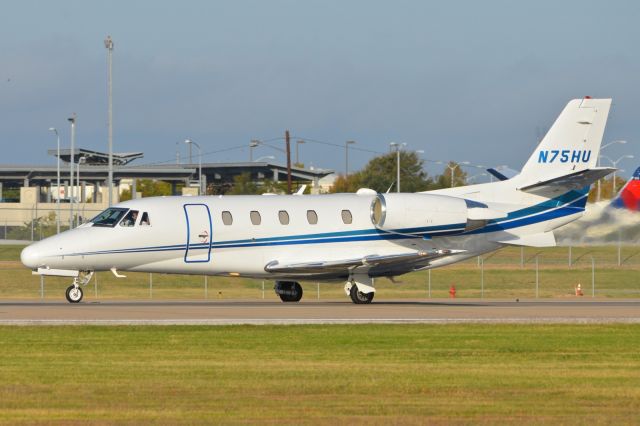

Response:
(1, 244), (639, 300)
(0, 325), (637, 424)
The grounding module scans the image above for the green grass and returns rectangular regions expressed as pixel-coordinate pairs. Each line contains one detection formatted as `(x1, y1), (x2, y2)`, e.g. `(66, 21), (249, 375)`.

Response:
(1, 245), (639, 300)
(0, 325), (638, 424)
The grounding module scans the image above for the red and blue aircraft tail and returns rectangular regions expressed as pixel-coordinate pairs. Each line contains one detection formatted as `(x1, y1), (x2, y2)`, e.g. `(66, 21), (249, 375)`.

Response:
(610, 167), (640, 212)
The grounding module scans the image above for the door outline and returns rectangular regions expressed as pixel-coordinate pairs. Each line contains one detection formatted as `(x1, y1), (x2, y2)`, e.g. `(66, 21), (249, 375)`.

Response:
(183, 203), (213, 263)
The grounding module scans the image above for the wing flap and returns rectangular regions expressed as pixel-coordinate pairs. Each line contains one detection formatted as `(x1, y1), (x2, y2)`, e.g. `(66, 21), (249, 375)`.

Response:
(264, 249), (463, 275)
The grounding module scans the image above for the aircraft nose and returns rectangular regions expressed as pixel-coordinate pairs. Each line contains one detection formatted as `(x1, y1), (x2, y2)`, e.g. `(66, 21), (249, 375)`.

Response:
(20, 244), (41, 269)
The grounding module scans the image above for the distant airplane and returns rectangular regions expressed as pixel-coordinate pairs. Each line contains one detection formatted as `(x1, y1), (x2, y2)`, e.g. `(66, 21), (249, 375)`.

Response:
(22, 98), (615, 304)
(610, 167), (640, 212)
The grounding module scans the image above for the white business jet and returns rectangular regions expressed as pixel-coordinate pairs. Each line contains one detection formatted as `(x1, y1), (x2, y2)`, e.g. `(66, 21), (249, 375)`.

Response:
(22, 98), (614, 304)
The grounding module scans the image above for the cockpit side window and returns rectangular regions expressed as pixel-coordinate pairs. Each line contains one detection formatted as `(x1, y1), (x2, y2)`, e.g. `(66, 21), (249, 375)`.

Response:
(90, 208), (128, 228)
(119, 210), (139, 227)
(140, 212), (150, 226)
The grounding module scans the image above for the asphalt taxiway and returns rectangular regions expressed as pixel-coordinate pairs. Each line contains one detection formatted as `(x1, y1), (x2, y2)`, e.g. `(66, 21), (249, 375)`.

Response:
(0, 299), (638, 325)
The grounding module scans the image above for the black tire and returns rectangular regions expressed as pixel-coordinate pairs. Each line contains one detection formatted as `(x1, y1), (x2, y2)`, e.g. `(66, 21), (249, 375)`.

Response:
(349, 285), (374, 304)
(278, 282), (303, 302)
(65, 285), (83, 303)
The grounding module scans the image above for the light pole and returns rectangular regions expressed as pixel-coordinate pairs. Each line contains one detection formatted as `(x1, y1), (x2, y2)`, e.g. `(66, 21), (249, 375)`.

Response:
(345, 140), (356, 176)
(104, 35), (114, 207)
(76, 157), (86, 226)
(601, 154), (634, 196)
(249, 140), (260, 161)
(184, 139), (203, 195)
(598, 140), (627, 201)
(48, 127), (61, 234)
(389, 142), (407, 192)
(295, 140), (305, 166)
(67, 114), (76, 229)
(446, 161), (470, 188)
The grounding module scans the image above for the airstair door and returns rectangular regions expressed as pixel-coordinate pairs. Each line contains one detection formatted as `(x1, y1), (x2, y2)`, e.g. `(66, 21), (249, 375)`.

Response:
(183, 204), (212, 263)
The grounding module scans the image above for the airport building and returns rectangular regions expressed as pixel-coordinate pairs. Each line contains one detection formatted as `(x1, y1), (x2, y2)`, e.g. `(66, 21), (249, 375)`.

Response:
(0, 148), (333, 233)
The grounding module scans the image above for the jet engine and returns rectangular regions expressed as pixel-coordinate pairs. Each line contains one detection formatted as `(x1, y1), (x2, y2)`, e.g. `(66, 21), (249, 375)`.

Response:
(370, 193), (505, 236)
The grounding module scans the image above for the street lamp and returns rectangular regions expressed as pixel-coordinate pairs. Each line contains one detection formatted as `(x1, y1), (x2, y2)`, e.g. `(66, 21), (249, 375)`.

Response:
(601, 154), (634, 196)
(48, 127), (61, 234)
(447, 161), (470, 188)
(295, 140), (305, 166)
(104, 35), (114, 207)
(249, 139), (260, 161)
(389, 142), (407, 192)
(184, 139), (203, 195)
(345, 141), (356, 176)
(598, 140), (627, 201)
(76, 157), (86, 227)
(67, 114), (76, 229)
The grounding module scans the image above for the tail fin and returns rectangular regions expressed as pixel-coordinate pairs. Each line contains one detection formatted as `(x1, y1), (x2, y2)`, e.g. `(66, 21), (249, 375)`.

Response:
(610, 167), (640, 211)
(518, 98), (612, 184)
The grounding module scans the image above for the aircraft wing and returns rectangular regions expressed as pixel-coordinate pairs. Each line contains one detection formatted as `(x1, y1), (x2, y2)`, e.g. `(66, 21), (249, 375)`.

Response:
(518, 167), (615, 196)
(264, 249), (463, 275)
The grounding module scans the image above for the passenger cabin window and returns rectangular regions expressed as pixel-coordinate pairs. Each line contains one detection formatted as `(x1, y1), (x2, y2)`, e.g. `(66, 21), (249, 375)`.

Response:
(341, 209), (353, 224)
(221, 211), (233, 225)
(90, 208), (128, 228)
(140, 212), (151, 226)
(278, 210), (290, 225)
(250, 211), (261, 225)
(306, 210), (318, 225)
(120, 210), (139, 227)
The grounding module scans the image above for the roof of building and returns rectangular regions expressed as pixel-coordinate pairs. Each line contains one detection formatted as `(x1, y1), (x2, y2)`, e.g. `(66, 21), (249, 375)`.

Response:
(48, 148), (144, 166)
(0, 161), (334, 186)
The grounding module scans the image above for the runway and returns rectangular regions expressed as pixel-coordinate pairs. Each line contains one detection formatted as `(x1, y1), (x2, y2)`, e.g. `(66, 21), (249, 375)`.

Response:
(0, 299), (638, 325)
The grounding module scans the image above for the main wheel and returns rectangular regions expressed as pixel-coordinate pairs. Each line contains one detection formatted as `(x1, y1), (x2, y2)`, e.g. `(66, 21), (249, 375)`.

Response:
(277, 282), (303, 302)
(65, 285), (83, 303)
(349, 285), (374, 304)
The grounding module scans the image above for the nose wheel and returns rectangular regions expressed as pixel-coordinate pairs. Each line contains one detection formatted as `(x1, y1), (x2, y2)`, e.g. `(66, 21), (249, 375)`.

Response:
(64, 271), (93, 304)
(65, 285), (83, 303)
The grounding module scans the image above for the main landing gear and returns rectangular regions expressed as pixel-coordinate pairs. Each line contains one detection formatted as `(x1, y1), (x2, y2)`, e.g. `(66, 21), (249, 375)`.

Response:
(344, 281), (375, 304)
(274, 281), (303, 302)
(65, 271), (94, 304)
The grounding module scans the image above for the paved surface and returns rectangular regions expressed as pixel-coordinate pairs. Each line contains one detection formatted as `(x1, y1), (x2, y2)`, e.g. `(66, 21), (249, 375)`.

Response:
(0, 299), (638, 324)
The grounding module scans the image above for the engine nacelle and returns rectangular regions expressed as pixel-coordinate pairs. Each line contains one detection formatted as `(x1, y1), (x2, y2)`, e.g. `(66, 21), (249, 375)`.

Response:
(370, 193), (494, 237)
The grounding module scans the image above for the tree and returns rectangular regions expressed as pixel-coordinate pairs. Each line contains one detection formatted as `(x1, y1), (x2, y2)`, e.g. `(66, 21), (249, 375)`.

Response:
(331, 151), (434, 193)
(120, 179), (173, 200)
(435, 162), (468, 188)
(227, 173), (260, 195)
(330, 174), (362, 193)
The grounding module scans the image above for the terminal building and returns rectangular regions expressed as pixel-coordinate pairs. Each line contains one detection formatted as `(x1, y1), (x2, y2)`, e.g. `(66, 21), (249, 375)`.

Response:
(0, 148), (334, 231)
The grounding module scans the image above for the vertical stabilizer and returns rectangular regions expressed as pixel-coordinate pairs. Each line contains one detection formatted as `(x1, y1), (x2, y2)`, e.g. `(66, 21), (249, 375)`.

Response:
(518, 98), (611, 184)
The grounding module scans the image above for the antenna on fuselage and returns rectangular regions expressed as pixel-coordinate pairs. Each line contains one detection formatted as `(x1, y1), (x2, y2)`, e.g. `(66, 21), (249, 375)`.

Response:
(385, 182), (395, 194)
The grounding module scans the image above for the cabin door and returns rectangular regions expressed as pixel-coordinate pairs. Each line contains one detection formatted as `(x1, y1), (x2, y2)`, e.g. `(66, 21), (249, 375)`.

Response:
(183, 203), (212, 263)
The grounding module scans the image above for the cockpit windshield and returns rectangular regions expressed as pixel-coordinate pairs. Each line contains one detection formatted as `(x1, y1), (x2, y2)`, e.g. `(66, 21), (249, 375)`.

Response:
(90, 208), (128, 227)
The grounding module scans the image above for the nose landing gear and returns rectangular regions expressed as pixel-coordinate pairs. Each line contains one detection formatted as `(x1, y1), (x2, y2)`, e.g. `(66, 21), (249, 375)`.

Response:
(65, 285), (83, 303)
(65, 271), (94, 304)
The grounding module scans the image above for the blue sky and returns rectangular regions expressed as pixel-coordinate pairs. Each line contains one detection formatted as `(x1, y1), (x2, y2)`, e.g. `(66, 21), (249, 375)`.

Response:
(1, 0), (639, 178)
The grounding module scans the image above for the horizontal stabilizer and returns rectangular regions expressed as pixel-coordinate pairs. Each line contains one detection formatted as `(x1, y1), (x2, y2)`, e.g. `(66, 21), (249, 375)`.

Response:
(518, 167), (614, 197)
(487, 166), (519, 181)
(265, 249), (464, 275)
(492, 232), (556, 247)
